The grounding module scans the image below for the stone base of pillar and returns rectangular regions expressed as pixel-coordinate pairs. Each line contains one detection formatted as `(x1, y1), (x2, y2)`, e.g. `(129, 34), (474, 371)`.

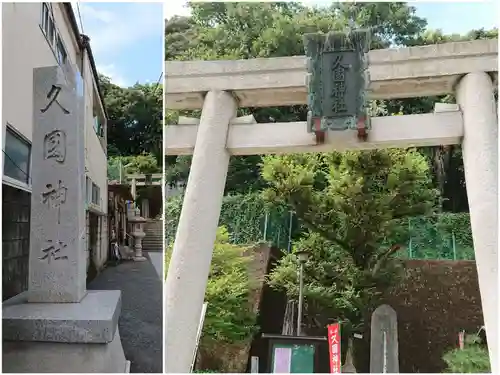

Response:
(2, 290), (128, 373)
(2, 329), (129, 373)
(133, 256), (147, 262)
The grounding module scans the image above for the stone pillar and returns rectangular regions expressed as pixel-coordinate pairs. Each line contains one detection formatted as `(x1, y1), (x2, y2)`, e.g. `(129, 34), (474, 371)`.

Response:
(131, 177), (137, 202)
(456, 72), (498, 373)
(164, 90), (236, 372)
(2, 65), (127, 372)
(102, 215), (108, 266)
(122, 210), (127, 244)
(86, 210), (90, 272)
(370, 304), (399, 373)
(142, 198), (149, 218)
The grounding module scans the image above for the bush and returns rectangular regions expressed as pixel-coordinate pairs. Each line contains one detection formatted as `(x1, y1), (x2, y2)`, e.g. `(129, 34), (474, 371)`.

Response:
(442, 333), (490, 373)
(165, 227), (259, 372)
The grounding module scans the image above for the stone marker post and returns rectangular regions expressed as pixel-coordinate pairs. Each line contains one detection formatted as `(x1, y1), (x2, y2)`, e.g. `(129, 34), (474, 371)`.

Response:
(370, 304), (399, 373)
(27, 65), (87, 303)
(2, 66), (128, 373)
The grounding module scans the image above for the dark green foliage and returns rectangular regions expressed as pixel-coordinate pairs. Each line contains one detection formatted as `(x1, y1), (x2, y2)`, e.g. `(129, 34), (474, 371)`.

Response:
(100, 75), (163, 165)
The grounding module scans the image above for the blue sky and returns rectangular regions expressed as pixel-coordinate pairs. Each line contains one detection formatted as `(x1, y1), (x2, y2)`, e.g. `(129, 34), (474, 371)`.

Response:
(411, 1), (498, 34)
(83, 1), (497, 87)
(73, 2), (163, 87)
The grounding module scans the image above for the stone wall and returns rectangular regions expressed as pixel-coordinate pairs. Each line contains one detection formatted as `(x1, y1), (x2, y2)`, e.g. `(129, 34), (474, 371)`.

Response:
(2, 184), (31, 301)
(350, 260), (484, 373)
(86, 213), (109, 282)
(377, 260), (483, 373)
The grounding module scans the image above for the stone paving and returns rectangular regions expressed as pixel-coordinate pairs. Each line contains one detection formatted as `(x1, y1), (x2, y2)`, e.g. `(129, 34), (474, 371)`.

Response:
(88, 251), (163, 373)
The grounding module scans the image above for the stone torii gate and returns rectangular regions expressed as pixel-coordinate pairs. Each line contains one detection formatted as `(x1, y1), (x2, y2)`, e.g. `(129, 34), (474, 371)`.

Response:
(164, 39), (498, 373)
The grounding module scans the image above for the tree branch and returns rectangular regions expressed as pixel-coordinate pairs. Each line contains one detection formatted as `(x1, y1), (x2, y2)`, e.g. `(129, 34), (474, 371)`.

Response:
(372, 244), (401, 277)
(293, 203), (351, 250)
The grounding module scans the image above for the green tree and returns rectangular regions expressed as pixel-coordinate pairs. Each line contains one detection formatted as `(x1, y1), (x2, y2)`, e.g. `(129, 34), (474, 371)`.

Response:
(165, 227), (259, 372)
(100, 75), (163, 164)
(108, 153), (161, 181)
(164, 3), (497, 209)
(264, 149), (438, 335)
(165, 2), (428, 193)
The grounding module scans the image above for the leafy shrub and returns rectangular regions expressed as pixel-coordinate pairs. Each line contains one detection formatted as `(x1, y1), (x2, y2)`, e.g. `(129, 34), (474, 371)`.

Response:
(165, 226), (259, 371)
(442, 333), (490, 373)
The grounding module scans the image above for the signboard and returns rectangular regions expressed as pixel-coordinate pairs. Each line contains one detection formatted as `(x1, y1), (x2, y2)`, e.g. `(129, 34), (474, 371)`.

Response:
(270, 343), (315, 373)
(327, 323), (341, 373)
(303, 30), (371, 138)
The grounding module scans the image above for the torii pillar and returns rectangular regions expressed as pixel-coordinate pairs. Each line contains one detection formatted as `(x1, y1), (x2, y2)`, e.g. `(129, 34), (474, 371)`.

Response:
(457, 71), (498, 373)
(164, 90), (237, 372)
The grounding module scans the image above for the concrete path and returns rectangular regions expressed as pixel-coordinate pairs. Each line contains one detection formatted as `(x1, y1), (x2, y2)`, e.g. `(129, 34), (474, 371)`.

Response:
(88, 252), (163, 373)
(148, 252), (163, 280)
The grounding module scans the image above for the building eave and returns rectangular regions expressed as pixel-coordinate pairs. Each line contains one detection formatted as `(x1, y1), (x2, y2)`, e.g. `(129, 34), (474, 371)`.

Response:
(62, 2), (108, 119)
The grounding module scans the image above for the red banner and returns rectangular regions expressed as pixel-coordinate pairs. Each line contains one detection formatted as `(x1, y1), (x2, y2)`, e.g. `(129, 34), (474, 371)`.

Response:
(327, 323), (341, 373)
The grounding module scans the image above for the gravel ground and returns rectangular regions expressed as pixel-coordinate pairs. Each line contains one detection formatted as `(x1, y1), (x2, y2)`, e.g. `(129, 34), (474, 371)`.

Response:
(88, 252), (163, 373)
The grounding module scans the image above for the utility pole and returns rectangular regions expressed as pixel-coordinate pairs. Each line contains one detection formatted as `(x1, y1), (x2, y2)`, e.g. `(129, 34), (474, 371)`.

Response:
(296, 250), (310, 336)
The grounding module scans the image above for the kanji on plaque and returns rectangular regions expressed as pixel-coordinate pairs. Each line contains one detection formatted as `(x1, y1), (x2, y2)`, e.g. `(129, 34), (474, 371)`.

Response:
(327, 323), (341, 373)
(303, 29), (371, 137)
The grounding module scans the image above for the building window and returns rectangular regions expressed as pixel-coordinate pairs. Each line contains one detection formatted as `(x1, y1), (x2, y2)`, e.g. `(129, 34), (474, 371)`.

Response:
(3, 126), (31, 185)
(93, 115), (102, 137)
(40, 3), (68, 67)
(56, 35), (68, 65)
(41, 3), (49, 34)
(91, 182), (100, 205)
(86, 176), (91, 203)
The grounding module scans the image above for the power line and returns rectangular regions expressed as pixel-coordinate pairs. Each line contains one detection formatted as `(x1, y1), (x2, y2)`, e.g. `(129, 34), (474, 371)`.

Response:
(153, 71), (164, 96)
(2, 149), (31, 183)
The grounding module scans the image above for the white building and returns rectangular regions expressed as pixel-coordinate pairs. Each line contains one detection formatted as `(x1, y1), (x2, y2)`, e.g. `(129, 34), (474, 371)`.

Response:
(2, 2), (108, 299)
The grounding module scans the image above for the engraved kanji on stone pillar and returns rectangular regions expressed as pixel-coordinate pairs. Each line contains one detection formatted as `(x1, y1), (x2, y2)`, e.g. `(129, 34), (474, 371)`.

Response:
(29, 65), (86, 303)
(303, 29), (371, 135)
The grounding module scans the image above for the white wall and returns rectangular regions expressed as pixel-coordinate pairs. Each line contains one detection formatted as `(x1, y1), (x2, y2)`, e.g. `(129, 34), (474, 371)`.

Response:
(2, 3), (78, 142)
(2, 3), (107, 215)
(82, 48), (108, 216)
(2, 3), (108, 269)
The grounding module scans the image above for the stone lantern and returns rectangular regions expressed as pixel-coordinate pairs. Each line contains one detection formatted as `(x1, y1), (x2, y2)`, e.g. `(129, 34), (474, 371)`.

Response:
(129, 214), (147, 261)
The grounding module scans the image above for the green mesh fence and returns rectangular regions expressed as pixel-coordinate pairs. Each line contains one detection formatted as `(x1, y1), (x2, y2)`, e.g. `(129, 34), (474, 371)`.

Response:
(165, 193), (474, 260)
(401, 214), (474, 260)
(107, 160), (126, 182)
(165, 193), (293, 249)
